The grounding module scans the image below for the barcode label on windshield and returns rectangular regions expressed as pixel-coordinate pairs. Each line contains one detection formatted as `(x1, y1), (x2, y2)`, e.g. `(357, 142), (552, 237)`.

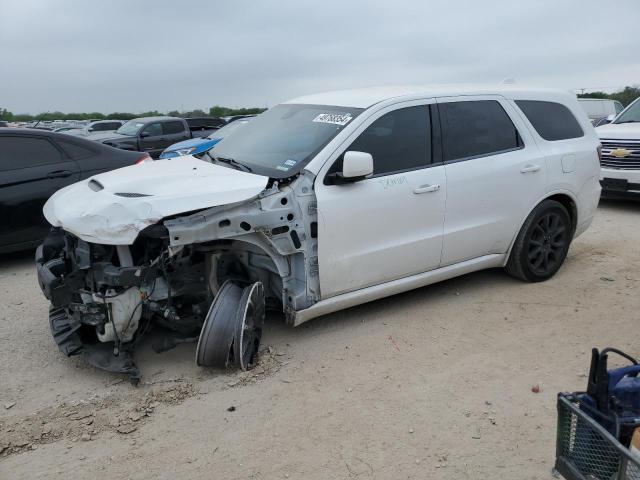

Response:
(313, 113), (353, 126)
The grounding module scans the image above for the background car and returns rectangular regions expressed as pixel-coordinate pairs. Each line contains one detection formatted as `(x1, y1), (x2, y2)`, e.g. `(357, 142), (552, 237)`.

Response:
(578, 98), (624, 123)
(52, 125), (83, 133)
(596, 96), (640, 200)
(92, 116), (224, 158)
(159, 116), (254, 159)
(64, 119), (125, 136)
(0, 128), (150, 253)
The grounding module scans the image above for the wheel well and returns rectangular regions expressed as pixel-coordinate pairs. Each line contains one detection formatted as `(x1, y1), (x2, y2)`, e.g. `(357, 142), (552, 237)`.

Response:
(546, 194), (577, 234)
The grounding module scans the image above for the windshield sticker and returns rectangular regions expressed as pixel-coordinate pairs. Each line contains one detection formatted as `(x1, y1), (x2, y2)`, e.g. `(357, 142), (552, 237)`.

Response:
(275, 159), (297, 172)
(313, 113), (353, 126)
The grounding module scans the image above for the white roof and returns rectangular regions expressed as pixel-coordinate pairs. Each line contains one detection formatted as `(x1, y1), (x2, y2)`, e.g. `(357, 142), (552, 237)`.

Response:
(285, 84), (577, 109)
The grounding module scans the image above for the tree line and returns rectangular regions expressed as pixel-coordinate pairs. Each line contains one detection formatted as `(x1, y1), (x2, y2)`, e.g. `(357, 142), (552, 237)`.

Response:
(0, 106), (266, 122)
(577, 86), (640, 106)
(2, 85), (639, 122)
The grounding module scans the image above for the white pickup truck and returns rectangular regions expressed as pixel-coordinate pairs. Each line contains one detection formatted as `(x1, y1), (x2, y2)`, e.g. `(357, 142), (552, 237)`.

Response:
(35, 85), (601, 382)
(596, 97), (640, 200)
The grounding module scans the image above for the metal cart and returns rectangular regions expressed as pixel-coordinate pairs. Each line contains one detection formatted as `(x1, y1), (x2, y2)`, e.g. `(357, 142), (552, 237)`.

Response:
(555, 393), (640, 480)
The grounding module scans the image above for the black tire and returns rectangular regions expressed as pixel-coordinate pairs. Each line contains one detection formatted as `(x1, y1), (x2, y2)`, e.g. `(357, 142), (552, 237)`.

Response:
(505, 200), (572, 282)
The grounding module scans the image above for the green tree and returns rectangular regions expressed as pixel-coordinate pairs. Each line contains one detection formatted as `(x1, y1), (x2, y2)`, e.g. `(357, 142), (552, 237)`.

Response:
(208, 105), (266, 117)
(183, 109), (207, 118)
(0, 108), (14, 121)
(578, 85), (640, 107)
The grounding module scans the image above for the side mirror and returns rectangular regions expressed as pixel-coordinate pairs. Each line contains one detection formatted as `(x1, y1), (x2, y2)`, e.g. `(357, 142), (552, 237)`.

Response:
(139, 131), (151, 138)
(342, 151), (373, 179)
(87, 127), (95, 132)
(326, 151), (374, 185)
(606, 114), (616, 122)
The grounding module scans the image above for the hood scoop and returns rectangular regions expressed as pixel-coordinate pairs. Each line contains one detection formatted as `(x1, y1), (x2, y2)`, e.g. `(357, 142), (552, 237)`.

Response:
(88, 179), (104, 191)
(114, 192), (152, 198)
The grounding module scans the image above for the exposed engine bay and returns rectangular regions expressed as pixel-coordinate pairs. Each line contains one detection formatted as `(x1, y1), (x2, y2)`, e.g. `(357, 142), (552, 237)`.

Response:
(36, 171), (320, 384)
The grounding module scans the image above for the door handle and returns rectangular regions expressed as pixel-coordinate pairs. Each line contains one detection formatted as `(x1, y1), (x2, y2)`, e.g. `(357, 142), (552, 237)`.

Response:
(46, 170), (73, 179)
(413, 184), (440, 194)
(520, 164), (541, 174)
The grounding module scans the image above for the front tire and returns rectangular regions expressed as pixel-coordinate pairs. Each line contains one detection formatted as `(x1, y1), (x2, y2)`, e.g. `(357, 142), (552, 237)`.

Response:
(505, 200), (572, 282)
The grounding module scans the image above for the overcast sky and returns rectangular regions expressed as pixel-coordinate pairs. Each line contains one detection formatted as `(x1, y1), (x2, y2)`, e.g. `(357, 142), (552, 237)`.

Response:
(1, 0), (638, 114)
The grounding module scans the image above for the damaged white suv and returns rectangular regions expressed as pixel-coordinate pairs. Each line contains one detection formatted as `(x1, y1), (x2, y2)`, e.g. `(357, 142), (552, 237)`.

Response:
(36, 86), (601, 382)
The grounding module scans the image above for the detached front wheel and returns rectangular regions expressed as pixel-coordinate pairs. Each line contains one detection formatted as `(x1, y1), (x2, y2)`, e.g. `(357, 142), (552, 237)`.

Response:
(506, 200), (572, 282)
(196, 280), (265, 370)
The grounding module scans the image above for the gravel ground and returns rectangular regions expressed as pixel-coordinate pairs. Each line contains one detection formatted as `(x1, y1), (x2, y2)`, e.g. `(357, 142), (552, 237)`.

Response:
(1, 199), (639, 480)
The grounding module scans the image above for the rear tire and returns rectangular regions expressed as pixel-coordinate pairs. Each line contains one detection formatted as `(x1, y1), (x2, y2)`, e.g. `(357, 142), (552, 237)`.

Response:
(505, 200), (572, 282)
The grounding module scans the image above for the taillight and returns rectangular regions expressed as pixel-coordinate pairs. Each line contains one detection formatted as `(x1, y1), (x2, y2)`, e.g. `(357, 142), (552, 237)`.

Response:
(597, 144), (602, 164)
(136, 154), (152, 165)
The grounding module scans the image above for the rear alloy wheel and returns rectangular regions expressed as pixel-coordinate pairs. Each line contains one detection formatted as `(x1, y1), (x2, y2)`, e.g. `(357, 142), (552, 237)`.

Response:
(506, 200), (572, 282)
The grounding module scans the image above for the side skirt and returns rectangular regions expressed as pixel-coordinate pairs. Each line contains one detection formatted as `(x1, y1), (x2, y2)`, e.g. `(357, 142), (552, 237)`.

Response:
(292, 254), (506, 326)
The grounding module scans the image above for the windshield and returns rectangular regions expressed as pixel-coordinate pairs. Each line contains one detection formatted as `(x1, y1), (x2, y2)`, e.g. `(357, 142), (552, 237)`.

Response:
(206, 118), (252, 140)
(614, 99), (640, 124)
(116, 120), (145, 136)
(212, 104), (363, 178)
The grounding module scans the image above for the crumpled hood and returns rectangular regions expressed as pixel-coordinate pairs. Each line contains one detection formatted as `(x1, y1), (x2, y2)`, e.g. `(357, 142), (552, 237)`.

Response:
(44, 156), (268, 245)
(596, 122), (640, 139)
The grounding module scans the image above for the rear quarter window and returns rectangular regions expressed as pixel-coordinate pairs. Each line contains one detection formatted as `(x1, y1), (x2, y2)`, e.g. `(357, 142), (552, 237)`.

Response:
(56, 139), (96, 160)
(515, 100), (584, 141)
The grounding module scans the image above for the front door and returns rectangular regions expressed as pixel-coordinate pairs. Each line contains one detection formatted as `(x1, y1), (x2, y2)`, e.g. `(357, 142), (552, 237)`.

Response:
(139, 122), (164, 157)
(315, 102), (446, 299)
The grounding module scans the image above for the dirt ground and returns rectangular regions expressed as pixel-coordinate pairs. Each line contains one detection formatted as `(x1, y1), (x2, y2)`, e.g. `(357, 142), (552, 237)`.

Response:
(1, 199), (639, 480)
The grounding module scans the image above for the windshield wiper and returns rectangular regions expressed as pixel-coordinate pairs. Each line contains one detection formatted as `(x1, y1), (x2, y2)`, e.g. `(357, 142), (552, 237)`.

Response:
(614, 120), (639, 124)
(212, 155), (253, 173)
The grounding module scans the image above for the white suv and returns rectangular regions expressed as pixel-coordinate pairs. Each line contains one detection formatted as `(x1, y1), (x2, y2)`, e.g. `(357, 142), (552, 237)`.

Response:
(36, 86), (601, 381)
(596, 97), (640, 199)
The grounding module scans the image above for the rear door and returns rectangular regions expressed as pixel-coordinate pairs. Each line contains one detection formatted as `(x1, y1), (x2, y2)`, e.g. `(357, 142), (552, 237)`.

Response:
(0, 135), (80, 248)
(162, 120), (190, 145)
(437, 96), (546, 266)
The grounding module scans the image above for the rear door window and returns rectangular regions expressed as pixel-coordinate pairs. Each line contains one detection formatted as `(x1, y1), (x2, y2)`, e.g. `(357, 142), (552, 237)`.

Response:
(0, 136), (63, 171)
(440, 100), (523, 162)
(163, 121), (186, 135)
(515, 100), (584, 141)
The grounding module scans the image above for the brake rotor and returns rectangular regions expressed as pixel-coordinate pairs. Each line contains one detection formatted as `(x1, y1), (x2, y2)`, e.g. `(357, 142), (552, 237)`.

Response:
(232, 282), (265, 371)
(195, 280), (243, 368)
